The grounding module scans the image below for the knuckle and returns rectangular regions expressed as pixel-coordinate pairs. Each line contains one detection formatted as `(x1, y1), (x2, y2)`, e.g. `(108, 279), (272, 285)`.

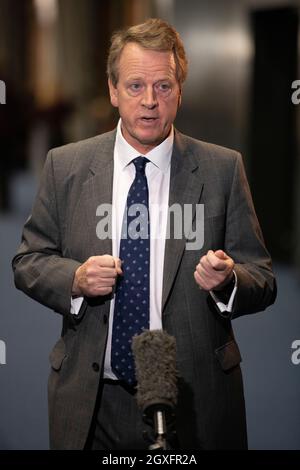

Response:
(196, 266), (202, 275)
(86, 267), (93, 277)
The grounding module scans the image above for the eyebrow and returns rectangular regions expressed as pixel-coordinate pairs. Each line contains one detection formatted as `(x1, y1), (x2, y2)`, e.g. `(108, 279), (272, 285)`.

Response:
(125, 77), (173, 83)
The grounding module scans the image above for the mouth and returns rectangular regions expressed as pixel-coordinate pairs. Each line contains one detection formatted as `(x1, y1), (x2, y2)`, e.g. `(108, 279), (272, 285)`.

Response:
(140, 117), (158, 123)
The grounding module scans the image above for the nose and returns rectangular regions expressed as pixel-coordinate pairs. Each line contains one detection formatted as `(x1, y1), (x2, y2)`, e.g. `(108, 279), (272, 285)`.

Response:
(141, 86), (158, 109)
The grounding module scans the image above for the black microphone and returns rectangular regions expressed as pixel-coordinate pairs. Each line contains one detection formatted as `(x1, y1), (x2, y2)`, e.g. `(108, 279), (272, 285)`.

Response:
(132, 329), (178, 450)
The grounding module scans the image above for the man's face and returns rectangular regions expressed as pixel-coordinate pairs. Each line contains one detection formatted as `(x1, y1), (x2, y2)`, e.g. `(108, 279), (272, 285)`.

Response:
(108, 42), (181, 154)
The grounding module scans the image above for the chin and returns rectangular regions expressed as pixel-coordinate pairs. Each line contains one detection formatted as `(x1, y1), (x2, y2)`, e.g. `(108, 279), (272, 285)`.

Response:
(135, 131), (164, 146)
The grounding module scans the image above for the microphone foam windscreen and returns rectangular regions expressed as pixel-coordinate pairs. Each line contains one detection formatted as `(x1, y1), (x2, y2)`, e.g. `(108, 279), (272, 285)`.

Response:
(132, 330), (178, 411)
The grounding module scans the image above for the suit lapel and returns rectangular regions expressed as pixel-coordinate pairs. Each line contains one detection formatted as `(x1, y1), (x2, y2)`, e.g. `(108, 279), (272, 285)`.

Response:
(84, 131), (116, 257)
(162, 132), (204, 312)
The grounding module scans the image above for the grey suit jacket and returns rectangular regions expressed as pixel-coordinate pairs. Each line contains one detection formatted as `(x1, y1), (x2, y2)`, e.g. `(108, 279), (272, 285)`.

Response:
(12, 129), (276, 449)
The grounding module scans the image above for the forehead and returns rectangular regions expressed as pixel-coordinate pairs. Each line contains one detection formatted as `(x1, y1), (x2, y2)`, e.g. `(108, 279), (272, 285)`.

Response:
(117, 42), (177, 80)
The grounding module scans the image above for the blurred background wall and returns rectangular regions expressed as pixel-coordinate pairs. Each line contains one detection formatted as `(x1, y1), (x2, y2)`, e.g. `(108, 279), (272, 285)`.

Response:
(0, 0), (299, 449)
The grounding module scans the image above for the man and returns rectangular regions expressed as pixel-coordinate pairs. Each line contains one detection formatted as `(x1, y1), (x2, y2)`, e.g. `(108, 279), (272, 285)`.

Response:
(12, 18), (276, 450)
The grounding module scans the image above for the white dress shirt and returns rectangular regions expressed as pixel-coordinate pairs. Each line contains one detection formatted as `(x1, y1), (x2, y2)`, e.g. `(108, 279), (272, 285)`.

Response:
(71, 120), (237, 379)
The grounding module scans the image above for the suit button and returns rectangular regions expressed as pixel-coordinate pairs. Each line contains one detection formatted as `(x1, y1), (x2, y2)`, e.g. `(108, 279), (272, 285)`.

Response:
(92, 362), (100, 372)
(103, 314), (108, 324)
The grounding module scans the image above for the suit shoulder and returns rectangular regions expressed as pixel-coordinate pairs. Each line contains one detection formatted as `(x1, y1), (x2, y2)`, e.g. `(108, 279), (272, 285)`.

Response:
(48, 130), (116, 165)
(177, 132), (241, 163)
(44, 130), (116, 184)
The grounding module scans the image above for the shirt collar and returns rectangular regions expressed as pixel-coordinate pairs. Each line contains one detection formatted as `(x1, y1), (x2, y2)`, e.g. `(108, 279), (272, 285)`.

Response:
(115, 119), (173, 173)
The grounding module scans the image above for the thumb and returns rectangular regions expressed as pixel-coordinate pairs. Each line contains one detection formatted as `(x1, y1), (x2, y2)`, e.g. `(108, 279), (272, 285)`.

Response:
(214, 249), (228, 260)
(114, 257), (123, 275)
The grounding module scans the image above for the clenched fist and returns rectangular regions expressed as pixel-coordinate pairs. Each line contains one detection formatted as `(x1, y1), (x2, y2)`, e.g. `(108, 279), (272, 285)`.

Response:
(194, 249), (234, 291)
(72, 254), (122, 297)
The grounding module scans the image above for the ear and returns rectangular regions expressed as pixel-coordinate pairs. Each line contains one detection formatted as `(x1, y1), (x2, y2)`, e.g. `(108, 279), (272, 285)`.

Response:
(108, 79), (118, 108)
(177, 89), (182, 108)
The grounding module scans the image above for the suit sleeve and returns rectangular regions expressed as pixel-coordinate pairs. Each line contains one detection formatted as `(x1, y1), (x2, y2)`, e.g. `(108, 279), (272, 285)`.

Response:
(224, 152), (277, 317)
(12, 150), (82, 316)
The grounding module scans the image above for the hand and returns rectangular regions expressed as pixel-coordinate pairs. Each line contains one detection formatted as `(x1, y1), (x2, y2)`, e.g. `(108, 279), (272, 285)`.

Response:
(194, 249), (234, 291)
(72, 255), (122, 297)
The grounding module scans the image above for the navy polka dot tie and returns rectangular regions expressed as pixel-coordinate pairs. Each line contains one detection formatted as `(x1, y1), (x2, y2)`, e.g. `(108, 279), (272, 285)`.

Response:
(111, 157), (150, 385)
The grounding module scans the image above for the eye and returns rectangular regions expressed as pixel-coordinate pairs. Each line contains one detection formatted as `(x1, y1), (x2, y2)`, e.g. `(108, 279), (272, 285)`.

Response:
(156, 82), (172, 94)
(129, 83), (142, 93)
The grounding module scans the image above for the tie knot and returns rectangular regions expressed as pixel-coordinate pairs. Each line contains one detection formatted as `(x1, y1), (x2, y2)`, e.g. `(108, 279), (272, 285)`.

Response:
(132, 156), (149, 175)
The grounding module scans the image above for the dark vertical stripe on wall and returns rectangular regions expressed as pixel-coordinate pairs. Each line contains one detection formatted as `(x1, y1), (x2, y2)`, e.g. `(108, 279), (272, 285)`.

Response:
(249, 7), (298, 262)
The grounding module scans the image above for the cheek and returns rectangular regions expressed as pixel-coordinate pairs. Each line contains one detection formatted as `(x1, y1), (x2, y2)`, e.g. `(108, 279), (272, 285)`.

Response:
(119, 101), (134, 117)
(162, 99), (179, 119)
